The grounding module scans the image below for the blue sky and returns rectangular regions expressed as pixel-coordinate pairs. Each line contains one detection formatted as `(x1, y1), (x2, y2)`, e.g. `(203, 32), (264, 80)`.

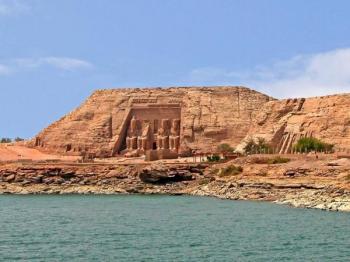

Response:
(1, 0), (350, 138)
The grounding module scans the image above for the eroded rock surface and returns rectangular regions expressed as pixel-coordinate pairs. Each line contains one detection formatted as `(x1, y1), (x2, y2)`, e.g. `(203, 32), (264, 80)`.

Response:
(138, 165), (205, 184)
(28, 86), (350, 158)
(29, 86), (273, 157)
(237, 95), (350, 153)
(1, 156), (350, 212)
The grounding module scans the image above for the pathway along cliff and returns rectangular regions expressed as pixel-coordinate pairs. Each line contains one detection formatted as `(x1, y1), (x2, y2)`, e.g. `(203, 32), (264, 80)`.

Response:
(1, 154), (350, 212)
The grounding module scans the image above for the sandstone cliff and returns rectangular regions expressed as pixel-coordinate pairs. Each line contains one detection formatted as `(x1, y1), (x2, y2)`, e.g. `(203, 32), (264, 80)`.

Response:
(30, 86), (273, 157)
(237, 94), (350, 153)
(30, 86), (350, 157)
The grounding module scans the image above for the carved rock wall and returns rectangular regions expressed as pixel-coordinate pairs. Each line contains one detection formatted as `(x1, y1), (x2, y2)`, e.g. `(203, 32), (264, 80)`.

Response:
(29, 86), (273, 157)
(237, 94), (350, 153)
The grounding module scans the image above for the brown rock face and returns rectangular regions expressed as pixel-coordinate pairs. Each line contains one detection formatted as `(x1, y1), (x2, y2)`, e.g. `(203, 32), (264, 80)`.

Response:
(238, 94), (350, 153)
(30, 86), (350, 157)
(29, 86), (273, 157)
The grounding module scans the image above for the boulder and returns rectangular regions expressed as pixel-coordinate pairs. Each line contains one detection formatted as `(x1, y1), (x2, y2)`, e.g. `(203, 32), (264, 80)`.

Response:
(139, 169), (193, 184)
(3, 174), (15, 182)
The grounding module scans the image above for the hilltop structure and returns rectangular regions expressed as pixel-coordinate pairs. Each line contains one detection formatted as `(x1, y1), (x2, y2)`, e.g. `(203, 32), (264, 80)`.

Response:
(29, 86), (350, 159)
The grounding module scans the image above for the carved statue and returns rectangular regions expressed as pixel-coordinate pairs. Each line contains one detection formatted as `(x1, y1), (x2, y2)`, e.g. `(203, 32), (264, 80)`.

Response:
(129, 116), (138, 137)
(170, 119), (180, 151)
(131, 136), (137, 150)
(126, 137), (132, 150)
(125, 116), (180, 157)
(137, 136), (142, 150)
(139, 122), (151, 151)
(157, 119), (170, 149)
(126, 116), (140, 150)
(158, 119), (169, 136)
(141, 137), (148, 150)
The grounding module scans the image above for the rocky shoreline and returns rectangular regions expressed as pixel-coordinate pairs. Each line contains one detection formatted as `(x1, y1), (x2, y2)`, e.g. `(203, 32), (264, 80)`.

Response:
(1, 155), (350, 212)
(191, 181), (350, 212)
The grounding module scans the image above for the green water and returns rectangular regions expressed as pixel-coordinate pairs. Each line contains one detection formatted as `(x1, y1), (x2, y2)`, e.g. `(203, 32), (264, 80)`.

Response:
(0, 195), (349, 261)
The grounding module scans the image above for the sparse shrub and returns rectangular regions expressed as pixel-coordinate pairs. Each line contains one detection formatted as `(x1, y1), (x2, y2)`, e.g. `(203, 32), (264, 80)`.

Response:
(243, 138), (256, 154)
(14, 137), (24, 142)
(218, 165), (243, 177)
(267, 156), (290, 164)
(0, 138), (12, 143)
(244, 137), (271, 154)
(217, 143), (235, 153)
(293, 137), (334, 153)
(250, 156), (290, 164)
(207, 155), (221, 162)
(250, 157), (270, 164)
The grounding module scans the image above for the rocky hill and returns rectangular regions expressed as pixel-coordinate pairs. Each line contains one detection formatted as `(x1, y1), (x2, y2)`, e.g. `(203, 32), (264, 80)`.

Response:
(30, 86), (273, 157)
(29, 86), (350, 157)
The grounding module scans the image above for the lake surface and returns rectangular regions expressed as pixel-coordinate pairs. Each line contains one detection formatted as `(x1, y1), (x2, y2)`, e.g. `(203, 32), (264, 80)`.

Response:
(0, 195), (349, 261)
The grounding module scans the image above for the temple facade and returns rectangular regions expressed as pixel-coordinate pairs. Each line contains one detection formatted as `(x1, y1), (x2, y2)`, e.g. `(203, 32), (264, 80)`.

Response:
(113, 97), (183, 160)
(123, 116), (180, 160)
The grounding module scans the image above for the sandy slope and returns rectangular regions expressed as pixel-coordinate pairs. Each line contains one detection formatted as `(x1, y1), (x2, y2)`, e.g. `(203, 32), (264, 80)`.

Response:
(0, 144), (79, 161)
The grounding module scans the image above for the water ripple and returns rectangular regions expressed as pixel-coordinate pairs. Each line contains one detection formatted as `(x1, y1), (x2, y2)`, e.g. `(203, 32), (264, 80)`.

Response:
(0, 195), (349, 261)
